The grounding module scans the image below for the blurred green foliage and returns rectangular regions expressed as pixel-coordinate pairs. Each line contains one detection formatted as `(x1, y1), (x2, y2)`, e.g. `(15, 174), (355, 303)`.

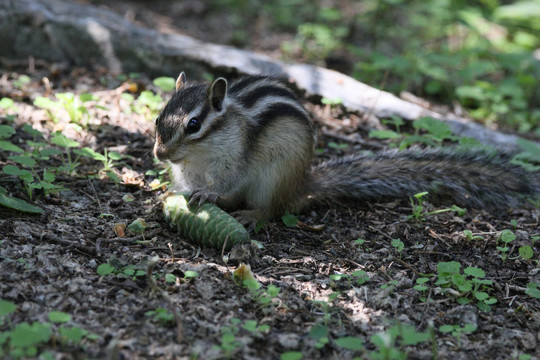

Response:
(211, 0), (540, 134)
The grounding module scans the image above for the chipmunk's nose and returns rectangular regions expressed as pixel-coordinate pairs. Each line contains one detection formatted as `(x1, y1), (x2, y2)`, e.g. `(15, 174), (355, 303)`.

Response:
(153, 142), (169, 161)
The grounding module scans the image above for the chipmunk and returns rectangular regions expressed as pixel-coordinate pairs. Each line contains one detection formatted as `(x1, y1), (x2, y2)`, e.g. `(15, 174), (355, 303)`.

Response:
(153, 72), (539, 226)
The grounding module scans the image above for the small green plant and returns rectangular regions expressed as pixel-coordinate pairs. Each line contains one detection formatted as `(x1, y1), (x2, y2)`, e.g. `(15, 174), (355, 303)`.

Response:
(512, 138), (540, 171)
(74, 147), (123, 181)
(248, 281), (281, 307)
(241, 319), (270, 335)
(282, 211), (299, 227)
(435, 261), (497, 312)
(282, 22), (347, 64)
(213, 318), (267, 357)
(145, 308), (175, 326)
(146, 163), (171, 190)
(0, 304), (97, 359)
(0, 125), (68, 212)
(352, 270), (369, 285)
(462, 230), (484, 241)
(391, 238), (405, 257)
(439, 323), (476, 346)
(134, 90), (163, 120)
(0, 97), (18, 122)
(309, 323), (329, 349)
(413, 277), (430, 302)
(496, 229), (516, 262)
(2, 127), (67, 201)
(281, 351), (303, 360)
(370, 117), (459, 150)
(409, 191), (429, 221)
(334, 336), (364, 352)
(368, 323), (430, 360)
(518, 245), (534, 261)
(380, 280), (399, 293)
(96, 262), (146, 279)
(13, 74), (31, 89)
(34, 92), (99, 127)
(153, 76), (176, 92)
(408, 191), (466, 221)
(49, 132), (82, 173)
(321, 97), (343, 107)
(525, 282), (540, 299)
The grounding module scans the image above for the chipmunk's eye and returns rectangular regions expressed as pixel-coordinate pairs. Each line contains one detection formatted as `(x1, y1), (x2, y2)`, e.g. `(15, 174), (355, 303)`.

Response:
(186, 118), (201, 134)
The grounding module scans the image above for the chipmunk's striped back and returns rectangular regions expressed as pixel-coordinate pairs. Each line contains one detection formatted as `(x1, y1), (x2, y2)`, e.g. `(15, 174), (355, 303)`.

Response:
(227, 76), (314, 150)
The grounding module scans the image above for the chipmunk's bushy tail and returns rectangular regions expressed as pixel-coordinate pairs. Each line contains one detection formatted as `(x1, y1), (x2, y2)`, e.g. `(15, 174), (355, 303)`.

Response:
(304, 148), (539, 211)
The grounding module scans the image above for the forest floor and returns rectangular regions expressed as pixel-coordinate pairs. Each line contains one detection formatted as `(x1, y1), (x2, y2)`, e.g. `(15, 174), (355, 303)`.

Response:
(1, 1), (540, 360)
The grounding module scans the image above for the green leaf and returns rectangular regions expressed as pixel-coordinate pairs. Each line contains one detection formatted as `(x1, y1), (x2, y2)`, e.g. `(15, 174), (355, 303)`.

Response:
(0, 125), (15, 139)
(73, 147), (105, 161)
(21, 124), (43, 138)
(50, 133), (80, 148)
(281, 211), (299, 227)
(40, 148), (62, 157)
(153, 77), (176, 92)
(184, 270), (198, 278)
(0, 97), (15, 109)
(42, 169), (55, 183)
(518, 246), (533, 260)
(8, 155), (36, 168)
(97, 263), (115, 276)
(242, 320), (258, 332)
(369, 129), (401, 139)
(0, 299), (16, 317)
(309, 324), (328, 340)
(127, 218), (147, 233)
(281, 351), (303, 360)
(321, 97), (342, 105)
(525, 282), (540, 299)
(48, 311), (71, 323)
(439, 324), (455, 333)
(10, 322), (51, 347)
(0, 140), (23, 153)
(413, 117), (452, 139)
(334, 336), (364, 351)
(79, 93), (98, 102)
(3, 164), (29, 176)
(516, 138), (540, 162)
(494, 1), (540, 20)
(499, 229), (516, 243)
(400, 326), (430, 345)
(59, 326), (87, 342)
(464, 267), (485, 278)
(456, 85), (485, 101)
(165, 273), (176, 283)
(328, 141), (348, 150)
(474, 291), (489, 301)
(437, 261), (461, 275)
(0, 193), (43, 213)
(33, 96), (58, 110)
(108, 151), (123, 160)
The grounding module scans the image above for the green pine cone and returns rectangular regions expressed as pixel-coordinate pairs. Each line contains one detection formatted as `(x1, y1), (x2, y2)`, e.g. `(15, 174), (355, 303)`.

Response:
(162, 193), (250, 250)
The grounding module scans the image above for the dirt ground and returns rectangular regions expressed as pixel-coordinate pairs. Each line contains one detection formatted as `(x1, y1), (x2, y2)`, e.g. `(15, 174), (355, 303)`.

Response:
(1, 1), (540, 360)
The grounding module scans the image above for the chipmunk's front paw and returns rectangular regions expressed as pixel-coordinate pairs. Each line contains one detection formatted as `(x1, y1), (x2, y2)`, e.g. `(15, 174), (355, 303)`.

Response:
(188, 189), (219, 206)
(231, 210), (264, 231)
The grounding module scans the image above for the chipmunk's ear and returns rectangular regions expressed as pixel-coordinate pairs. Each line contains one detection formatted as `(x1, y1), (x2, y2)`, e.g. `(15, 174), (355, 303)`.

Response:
(209, 77), (228, 111)
(175, 72), (187, 91)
